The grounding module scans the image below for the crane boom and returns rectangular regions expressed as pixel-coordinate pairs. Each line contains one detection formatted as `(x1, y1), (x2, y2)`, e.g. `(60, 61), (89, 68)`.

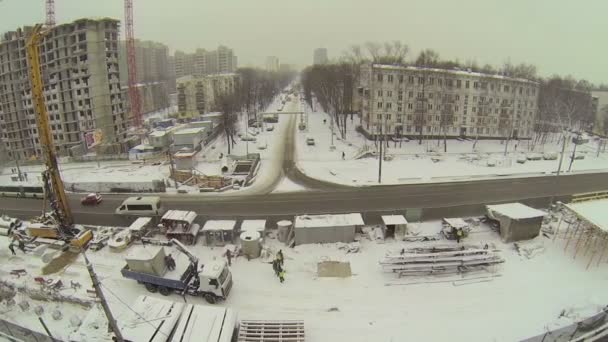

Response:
(26, 24), (74, 230)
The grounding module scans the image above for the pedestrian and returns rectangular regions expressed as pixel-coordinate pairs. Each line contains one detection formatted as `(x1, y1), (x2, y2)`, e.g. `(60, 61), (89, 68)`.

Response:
(278, 270), (285, 283)
(272, 259), (279, 276)
(342, 151), (345, 160)
(276, 250), (284, 266)
(165, 254), (176, 271)
(456, 228), (463, 244)
(323, 119), (327, 125)
(8, 243), (15, 256)
(224, 249), (232, 266)
(17, 240), (26, 254)
(23, 172), (28, 181)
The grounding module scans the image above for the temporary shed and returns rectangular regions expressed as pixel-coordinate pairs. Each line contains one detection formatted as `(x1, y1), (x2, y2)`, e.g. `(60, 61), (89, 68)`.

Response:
(381, 215), (408, 238)
(124, 247), (167, 277)
(128, 217), (152, 238)
(294, 213), (364, 245)
(162, 210), (200, 245)
(201, 220), (237, 246)
(486, 203), (546, 242)
(241, 219), (266, 235)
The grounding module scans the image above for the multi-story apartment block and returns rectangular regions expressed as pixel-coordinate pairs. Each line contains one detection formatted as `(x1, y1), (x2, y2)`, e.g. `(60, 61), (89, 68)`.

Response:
(173, 46), (237, 79)
(175, 74), (238, 122)
(0, 18), (129, 160)
(119, 39), (169, 84)
(313, 48), (328, 65)
(359, 64), (539, 140)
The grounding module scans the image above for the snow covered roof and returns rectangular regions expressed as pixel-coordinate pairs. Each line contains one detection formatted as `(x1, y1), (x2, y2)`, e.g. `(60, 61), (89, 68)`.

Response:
(443, 218), (468, 229)
(565, 199), (608, 232)
(202, 220), (236, 231)
(241, 219), (266, 232)
(162, 210), (197, 224)
(149, 130), (169, 137)
(128, 217), (152, 232)
(295, 213), (364, 228)
(201, 112), (223, 118)
(381, 215), (408, 226)
(120, 296), (185, 342)
(174, 127), (204, 135)
(486, 203), (546, 219)
(201, 260), (227, 278)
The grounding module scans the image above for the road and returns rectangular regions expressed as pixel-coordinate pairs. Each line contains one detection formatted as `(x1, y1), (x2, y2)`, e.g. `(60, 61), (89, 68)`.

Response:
(2, 171), (607, 225)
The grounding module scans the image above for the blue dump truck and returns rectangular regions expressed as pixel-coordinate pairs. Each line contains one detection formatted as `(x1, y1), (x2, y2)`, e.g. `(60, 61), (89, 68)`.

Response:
(121, 239), (233, 304)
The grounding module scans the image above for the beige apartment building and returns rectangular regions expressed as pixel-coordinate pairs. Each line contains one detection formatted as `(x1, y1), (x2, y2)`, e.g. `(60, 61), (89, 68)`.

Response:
(359, 64), (539, 139)
(175, 74), (238, 121)
(173, 46), (237, 79)
(0, 18), (129, 160)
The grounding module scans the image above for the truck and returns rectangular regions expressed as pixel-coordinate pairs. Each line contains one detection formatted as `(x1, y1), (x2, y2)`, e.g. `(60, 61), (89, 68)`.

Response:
(121, 239), (233, 304)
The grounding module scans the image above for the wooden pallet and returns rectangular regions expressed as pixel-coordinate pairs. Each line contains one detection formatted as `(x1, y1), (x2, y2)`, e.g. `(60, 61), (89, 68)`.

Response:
(238, 320), (305, 342)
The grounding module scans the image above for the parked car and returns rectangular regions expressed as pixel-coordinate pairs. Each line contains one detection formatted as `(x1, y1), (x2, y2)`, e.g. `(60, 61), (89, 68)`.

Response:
(306, 137), (315, 146)
(266, 125), (275, 132)
(81, 193), (102, 205)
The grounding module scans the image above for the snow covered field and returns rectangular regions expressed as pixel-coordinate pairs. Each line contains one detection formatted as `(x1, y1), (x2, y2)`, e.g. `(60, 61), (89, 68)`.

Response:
(296, 107), (608, 185)
(1, 215), (607, 341)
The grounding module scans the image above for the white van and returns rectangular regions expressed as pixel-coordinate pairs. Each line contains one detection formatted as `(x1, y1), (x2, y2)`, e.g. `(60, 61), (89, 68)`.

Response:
(115, 196), (165, 217)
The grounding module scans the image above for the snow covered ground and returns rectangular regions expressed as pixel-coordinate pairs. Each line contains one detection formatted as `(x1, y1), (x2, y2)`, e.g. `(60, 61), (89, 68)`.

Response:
(296, 106), (608, 185)
(1, 214), (607, 341)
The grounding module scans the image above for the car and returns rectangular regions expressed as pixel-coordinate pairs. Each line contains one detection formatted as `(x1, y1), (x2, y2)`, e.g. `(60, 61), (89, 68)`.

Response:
(306, 137), (315, 146)
(81, 193), (102, 205)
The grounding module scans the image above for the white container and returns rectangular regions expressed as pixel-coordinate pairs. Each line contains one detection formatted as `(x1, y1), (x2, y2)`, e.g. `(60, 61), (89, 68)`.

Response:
(240, 231), (261, 259)
(277, 220), (292, 243)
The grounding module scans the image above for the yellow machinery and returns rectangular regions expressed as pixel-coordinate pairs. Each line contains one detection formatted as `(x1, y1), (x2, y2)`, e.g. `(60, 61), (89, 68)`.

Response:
(26, 24), (92, 247)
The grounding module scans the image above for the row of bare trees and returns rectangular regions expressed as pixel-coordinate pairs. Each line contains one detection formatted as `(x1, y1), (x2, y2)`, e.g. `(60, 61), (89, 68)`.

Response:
(214, 68), (296, 154)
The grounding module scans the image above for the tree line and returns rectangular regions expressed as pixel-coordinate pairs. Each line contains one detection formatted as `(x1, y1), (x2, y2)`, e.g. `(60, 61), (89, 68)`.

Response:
(214, 68), (296, 154)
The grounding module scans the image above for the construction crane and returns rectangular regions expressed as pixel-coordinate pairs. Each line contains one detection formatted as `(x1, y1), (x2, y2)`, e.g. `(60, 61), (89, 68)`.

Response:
(26, 24), (91, 247)
(124, 0), (142, 127)
(45, 0), (56, 27)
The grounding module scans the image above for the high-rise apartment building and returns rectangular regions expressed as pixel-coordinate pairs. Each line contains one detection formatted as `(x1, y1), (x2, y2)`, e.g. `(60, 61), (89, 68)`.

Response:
(266, 56), (279, 72)
(0, 18), (129, 159)
(313, 48), (328, 65)
(359, 63), (539, 139)
(119, 39), (169, 84)
(173, 46), (237, 79)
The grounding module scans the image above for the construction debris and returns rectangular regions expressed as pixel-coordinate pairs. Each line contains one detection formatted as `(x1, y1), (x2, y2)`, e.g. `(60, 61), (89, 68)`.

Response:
(380, 244), (503, 277)
(514, 240), (545, 259)
(238, 320), (305, 342)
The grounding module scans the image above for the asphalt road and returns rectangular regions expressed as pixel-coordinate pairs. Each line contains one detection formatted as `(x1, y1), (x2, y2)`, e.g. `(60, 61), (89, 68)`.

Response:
(1, 171), (606, 226)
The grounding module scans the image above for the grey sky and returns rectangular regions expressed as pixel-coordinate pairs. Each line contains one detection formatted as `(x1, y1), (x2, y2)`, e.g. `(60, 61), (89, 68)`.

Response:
(2, 0), (607, 83)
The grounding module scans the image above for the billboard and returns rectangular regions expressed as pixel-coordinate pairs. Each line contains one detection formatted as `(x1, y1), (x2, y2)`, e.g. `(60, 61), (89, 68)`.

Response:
(85, 129), (103, 149)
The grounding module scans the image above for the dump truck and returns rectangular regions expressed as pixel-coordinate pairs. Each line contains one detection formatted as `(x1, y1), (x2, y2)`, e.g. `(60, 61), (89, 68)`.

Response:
(121, 239), (232, 303)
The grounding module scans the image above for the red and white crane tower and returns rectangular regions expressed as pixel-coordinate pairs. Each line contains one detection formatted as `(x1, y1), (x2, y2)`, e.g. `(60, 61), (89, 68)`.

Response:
(45, 0), (56, 27)
(124, 0), (142, 127)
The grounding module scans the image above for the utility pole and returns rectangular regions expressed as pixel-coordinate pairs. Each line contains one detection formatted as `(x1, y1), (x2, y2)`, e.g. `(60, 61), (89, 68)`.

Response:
(378, 117), (383, 183)
(167, 150), (178, 188)
(83, 253), (124, 342)
(567, 133), (581, 172)
(549, 131), (568, 205)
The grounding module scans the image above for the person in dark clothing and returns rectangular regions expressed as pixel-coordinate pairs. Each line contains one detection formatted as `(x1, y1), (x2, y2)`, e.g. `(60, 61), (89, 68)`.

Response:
(272, 259), (279, 276)
(165, 254), (176, 271)
(224, 249), (232, 266)
(277, 250), (284, 266)
(342, 152), (345, 160)
(8, 243), (15, 255)
(17, 240), (26, 253)
(456, 228), (464, 243)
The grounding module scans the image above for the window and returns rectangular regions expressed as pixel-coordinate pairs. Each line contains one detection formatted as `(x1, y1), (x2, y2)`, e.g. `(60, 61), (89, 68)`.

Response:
(428, 104), (433, 110)
(398, 94), (403, 101)
(408, 91), (413, 98)
(386, 114), (392, 120)
(408, 103), (413, 110)
(438, 79), (443, 86)
(377, 114), (382, 120)
(377, 74), (383, 82)
(474, 82), (479, 89)
(429, 78), (434, 85)
(386, 103), (392, 109)
(408, 76), (414, 83)
(387, 91), (393, 97)
(465, 81), (470, 89)
(377, 90), (383, 97)
(457, 80), (462, 88)
(398, 106), (402, 112)
(472, 107), (476, 113)
(417, 92), (423, 99)
(398, 75), (404, 83)
(377, 102), (383, 109)
(456, 95), (460, 101)
(387, 75), (394, 83)
(407, 114), (412, 120)
(504, 85), (509, 92)
(429, 93), (434, 99)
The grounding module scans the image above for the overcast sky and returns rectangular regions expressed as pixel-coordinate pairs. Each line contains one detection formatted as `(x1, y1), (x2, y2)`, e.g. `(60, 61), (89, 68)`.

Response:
(2, 0), (607, 83)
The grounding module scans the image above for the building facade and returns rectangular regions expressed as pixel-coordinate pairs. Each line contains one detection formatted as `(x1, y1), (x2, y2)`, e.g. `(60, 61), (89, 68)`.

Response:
(175, 74), (238, 122)
(173, 46), (237, 79)
(358, 64), (539, 139)
(265, 56), (279, 72)
(313, 48), (328, 65)
(591, 90), (608, 135)
(119, 39), (169, 85)
(0, 18), (129, 159)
